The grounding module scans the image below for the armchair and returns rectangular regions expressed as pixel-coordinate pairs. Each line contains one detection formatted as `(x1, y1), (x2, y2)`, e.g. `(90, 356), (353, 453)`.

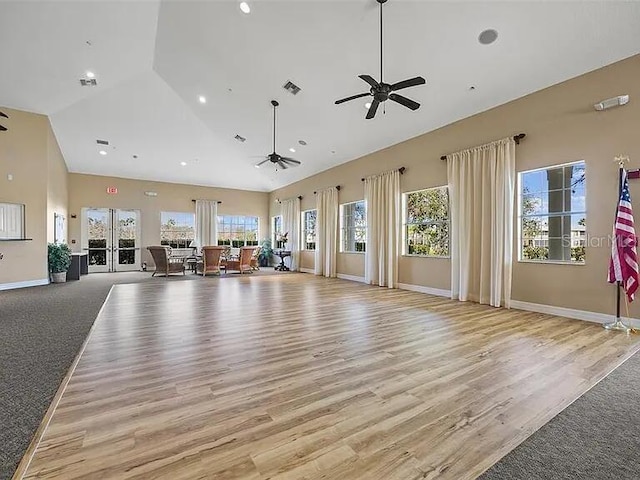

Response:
(196, 246), (225, 276)
(147, 246), (185, 277)
(225, 246), (259, 274)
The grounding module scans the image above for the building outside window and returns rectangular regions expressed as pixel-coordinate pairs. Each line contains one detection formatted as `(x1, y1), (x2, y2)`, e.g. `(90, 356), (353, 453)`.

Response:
(160, 212), (195, 248)
(302, 209), (317, 250)
(404, 187), (449, 256)
(519, 160), (586, 262)
(272, 215), (285, 249)
(217, 215), (259, 247)
(340, 200), (366, 252)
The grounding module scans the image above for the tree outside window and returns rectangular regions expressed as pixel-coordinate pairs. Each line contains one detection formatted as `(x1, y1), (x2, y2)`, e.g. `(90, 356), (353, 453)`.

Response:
(302, 210), (317, 250)
(341, 201), (366, 252)
(520, 161), (586, 262)
(405, 187), (449, 256)
(217, 215), (259, 247)
(160, 212), (195, 248)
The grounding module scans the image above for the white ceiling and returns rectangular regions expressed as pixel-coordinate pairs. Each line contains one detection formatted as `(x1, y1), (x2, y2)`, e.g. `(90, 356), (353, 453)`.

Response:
(1, 1), (639, 192)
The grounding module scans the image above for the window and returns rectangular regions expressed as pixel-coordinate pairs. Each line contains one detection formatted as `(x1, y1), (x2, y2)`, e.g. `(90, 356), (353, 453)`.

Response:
(519, 161), (586, 263)
(404, 187), (449, 256)
(217, 215), (259, 247)
(341, 200), (367, 252)
(160, 212), (194, 248)
(302, 210), (317, 250)
(272, 215), (285, 249)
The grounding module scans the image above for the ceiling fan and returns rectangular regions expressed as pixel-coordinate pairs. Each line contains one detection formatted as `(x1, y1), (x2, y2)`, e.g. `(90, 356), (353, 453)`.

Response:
(335, 0), (426, 120)
(0, 111), (8, 132)
(255, 100), (301, 170)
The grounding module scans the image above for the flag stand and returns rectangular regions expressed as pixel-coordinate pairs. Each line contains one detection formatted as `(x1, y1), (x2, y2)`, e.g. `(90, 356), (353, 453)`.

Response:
(604, 281), (631, 333)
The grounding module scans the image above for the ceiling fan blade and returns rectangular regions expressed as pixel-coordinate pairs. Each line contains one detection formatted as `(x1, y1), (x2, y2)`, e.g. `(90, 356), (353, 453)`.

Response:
(0, 111), (8, 118)
(281, 157), (301, 165)
(389, 93), (420, 111)
(390, 76), (426, 91)
(0, 125), (6, 131)
(277, 160), (288, 170)
(335, 92), (371, 105)
(359, 74), (380, 88)
(365, 99), (380, 120)
(255, 158), (270, 167)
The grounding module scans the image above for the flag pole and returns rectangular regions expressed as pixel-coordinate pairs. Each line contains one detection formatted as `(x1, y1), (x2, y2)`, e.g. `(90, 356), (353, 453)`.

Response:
(605, 157), (632, 333)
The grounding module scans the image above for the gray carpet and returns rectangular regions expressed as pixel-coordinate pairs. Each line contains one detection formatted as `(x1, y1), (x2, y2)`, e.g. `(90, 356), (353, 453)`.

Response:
(0, 269), (285, 480)
(480, 347), (640, 479)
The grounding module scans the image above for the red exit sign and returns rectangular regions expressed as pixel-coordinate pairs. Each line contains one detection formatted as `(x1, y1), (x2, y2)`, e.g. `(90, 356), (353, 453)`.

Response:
(106, 186), (118, 194)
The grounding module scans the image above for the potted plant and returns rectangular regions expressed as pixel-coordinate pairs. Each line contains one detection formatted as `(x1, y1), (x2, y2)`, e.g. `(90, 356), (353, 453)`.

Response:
(48, 242), (72, 283)
(258, 238), (273, 267)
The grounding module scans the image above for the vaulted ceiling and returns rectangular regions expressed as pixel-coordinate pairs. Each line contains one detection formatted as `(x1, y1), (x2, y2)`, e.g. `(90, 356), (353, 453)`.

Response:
(1, 1), (639, 192)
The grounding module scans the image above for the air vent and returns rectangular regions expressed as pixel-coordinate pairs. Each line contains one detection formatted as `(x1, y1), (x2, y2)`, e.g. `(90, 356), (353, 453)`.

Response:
(96, 139), (109, 146)
(283, 80), (301, 95)
(80, 78), (97, 87)
(234, 134), (246, 143)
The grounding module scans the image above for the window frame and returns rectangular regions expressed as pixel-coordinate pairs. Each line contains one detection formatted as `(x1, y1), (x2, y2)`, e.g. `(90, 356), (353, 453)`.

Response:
(340, 200), (367, 253)
(518, 160), (586, 265)
(402, 186), (450, 258)
(160, 211), (195, 249)
(272, 215), (285, 249)
(217, 215), (260, 247)
(301, 209), (317, 251)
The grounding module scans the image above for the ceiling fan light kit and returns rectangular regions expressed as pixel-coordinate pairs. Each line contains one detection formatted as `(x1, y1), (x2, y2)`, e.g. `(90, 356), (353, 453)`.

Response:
(335, 0), (426, 119)
(255, 100), (301, 171)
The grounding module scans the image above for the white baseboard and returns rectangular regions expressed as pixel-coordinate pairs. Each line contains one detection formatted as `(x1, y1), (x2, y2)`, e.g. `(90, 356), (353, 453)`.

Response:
(397, 282), (451, 298)
(300, 268), (314, 274)
(510, 299), (640, 328)
(337, 273), (366, 283)
(0, 278), (49, 291)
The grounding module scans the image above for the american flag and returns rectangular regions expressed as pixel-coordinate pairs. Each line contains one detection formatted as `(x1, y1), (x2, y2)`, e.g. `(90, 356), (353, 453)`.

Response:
(608, 167), (639, 302)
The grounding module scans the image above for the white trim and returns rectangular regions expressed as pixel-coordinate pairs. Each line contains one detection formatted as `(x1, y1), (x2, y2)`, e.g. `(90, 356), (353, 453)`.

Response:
(397, 282), (451, 298)
(300, 268), (314, 274)
(337, 273), (366, 283)
(0, 278), (49, 291)
(510, 299), (640, 328)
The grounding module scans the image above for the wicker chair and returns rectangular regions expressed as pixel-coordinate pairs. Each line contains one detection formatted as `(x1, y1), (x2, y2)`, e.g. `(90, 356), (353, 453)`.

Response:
(147, 246), (185, 277)
(225, 246), (259, 274)
(250, 246), (261, 271)
(196, 246), (226, 276)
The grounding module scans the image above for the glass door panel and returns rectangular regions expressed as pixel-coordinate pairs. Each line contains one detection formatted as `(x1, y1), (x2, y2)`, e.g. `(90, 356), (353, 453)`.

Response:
(115, 209), (140, 272)
(85, 208), (111, 273)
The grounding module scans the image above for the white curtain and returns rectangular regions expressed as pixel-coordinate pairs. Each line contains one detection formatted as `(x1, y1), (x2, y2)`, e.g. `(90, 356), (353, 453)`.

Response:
(281, 197), (301, 271)
(315, 187), (339, 277)
(447, 137), (515, 308)
(194, 200), (218, 249)
(364, 169), (401, 288)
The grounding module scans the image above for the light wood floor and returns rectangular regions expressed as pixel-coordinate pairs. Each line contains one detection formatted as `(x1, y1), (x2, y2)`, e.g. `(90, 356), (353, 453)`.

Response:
(19, 274), (640, 480)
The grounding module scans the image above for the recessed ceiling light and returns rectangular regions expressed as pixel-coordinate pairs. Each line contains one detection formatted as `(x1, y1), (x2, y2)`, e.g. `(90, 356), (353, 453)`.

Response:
(298, 140), (307, 146)
(239, 2), (250, 14)
(180, 161), (187, 166)
(365, 102), (372, 109)
(98, 150), (107, 156)
(198, 95), (207, 104)
(255, 164), (261, 169)
(478, 29), (498, 45)
(289, 148), (296, 153)
(86, 71), (95, 79)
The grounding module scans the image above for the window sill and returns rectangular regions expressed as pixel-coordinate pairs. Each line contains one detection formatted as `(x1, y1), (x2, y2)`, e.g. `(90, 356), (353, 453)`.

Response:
(402, 254), (450, 259)
(518, 259), (586, 266)
(340, 251), (365, 255)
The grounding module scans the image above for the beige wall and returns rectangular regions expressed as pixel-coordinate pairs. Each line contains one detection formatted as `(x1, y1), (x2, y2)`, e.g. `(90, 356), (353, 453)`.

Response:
(270, 54), (640, 316)
(68, 174), (269, 268)
(0, 107), (53, 285)
(47, 123), (68, 243)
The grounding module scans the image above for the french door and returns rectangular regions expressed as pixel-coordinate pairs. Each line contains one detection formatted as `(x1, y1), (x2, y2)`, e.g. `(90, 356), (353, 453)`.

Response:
(81, 208), (141, 273)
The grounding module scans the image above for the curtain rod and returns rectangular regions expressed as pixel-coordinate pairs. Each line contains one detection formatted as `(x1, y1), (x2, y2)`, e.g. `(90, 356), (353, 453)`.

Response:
(191, 199), (223, 204)
(361, 167), (405, 182)
(314, 185), (341, 194)
(276, 195), (303, 204)
(440, 133), (526, 161)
